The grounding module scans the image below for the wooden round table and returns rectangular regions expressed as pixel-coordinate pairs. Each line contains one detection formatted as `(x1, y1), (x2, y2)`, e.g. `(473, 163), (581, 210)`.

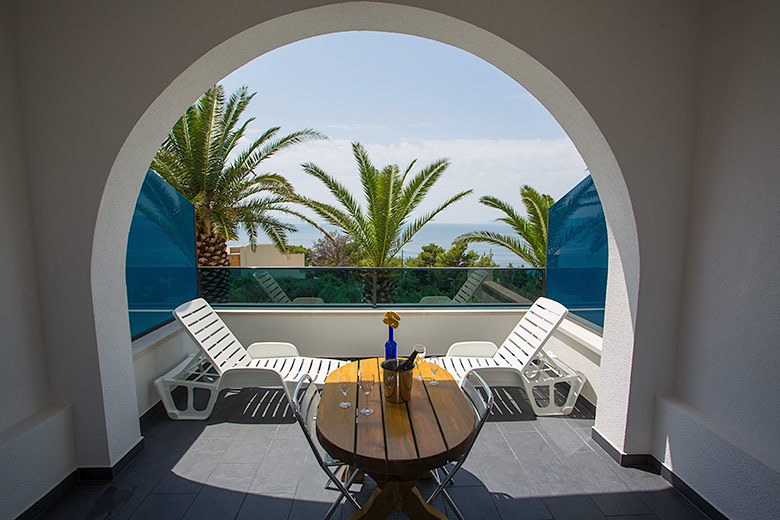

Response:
(316, 358), (476, 520)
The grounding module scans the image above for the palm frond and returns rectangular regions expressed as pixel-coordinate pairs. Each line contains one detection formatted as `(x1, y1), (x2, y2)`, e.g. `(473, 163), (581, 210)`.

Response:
(456, 230), (540, 267)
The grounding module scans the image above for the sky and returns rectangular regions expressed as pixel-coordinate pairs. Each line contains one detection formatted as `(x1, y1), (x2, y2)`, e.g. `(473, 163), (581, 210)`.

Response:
(218, 31), (588, 226)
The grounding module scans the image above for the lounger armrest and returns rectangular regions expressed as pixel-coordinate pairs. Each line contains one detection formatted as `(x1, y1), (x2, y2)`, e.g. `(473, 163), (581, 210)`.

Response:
(220, 367), (288, 393)
(446, 341), (498, 357)
(246, 342), (300, 358)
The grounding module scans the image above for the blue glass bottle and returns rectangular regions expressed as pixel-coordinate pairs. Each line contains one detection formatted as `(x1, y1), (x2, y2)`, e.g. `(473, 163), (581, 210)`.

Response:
(385, 326), (397, 360)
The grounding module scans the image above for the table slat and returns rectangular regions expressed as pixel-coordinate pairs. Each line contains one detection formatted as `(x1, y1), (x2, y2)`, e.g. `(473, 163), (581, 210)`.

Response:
(356, 358), (386, 463)
(408, 362), (447, 460)
(417, 362), (475, 451)
(380, 361), (418, 463)
(317, 362), (357, 455)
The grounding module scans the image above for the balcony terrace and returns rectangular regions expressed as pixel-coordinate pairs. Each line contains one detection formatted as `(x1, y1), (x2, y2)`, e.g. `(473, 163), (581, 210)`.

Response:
(37, 385), (708, 520)
(40, 293), (700, 520)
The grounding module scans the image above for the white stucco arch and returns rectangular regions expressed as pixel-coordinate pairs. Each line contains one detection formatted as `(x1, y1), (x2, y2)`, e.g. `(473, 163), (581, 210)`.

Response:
(92, 1), (639, 458)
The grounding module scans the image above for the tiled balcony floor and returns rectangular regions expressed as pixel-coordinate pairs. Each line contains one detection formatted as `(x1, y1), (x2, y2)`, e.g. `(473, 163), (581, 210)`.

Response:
(37, 387), (710, 520)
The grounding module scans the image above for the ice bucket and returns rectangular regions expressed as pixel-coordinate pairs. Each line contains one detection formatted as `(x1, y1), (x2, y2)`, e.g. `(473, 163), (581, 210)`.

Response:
(381, 358), (413, 403)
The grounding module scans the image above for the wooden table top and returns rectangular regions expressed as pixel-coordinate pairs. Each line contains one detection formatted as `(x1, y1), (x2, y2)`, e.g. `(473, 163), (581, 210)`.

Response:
(316, 358), (476, 479)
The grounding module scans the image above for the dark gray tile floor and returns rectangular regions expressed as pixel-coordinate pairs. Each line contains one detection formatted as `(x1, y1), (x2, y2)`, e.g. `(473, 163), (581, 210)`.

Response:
(35, 387), (711, 520)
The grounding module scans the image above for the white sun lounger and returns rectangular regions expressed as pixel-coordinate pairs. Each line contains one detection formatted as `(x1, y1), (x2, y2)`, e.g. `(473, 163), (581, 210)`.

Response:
(154, 298), (345, 419)
(430, 297), (585, 416)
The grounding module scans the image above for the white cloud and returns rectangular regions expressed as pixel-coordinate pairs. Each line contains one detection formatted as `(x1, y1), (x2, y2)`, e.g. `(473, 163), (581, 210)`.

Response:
(255, 137), (588, 224)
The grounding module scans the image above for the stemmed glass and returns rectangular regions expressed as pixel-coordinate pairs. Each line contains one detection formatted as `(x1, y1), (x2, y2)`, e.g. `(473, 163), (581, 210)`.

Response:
(413, 344), (426, 380)
(359, 372), (375, 416)
(338, 372), (351, 408)
(429, 363), (440, 385)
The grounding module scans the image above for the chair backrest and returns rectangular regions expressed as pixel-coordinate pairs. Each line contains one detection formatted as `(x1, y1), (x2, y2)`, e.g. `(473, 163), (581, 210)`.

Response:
(253, 270), (291, 303)
(291, 374), (362, 512)
(493, 297), (568, 371)
(428, 369), (494, 503)
(173, 298), (252, 376)
(461, 370), (494, 434)
(292, 374), (321, 439)
(451, 269), (489, 303)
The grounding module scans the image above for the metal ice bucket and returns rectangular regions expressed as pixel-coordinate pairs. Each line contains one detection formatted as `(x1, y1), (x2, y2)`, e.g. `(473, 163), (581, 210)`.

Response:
(381, 358), (413, 403)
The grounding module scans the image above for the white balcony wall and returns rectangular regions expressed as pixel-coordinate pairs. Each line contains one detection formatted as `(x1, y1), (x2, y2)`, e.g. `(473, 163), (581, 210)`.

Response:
(133, 310), (603, 415)
(132, 322), (198, 416)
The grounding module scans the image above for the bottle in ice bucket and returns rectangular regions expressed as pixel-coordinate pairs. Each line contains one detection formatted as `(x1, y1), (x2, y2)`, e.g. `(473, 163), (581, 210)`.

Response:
(383, 311), (400, 360)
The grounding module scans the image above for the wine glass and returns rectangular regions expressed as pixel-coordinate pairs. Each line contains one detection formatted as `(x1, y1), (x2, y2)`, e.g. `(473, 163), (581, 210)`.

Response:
(338, 372), (351, 408)
(429, 363), (440, 385)
(413, 344), (426, 380)
(359, 372), (375, 416)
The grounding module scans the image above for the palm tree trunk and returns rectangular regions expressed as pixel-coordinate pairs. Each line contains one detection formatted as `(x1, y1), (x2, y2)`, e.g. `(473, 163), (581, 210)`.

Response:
(197, 231), (231, 303)
(362, 270), (398, 304)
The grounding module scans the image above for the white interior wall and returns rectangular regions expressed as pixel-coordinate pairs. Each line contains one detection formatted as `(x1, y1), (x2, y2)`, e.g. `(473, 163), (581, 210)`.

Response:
(0, 0), (50, 436)
(13, 0), (144, 469)
(657, 2), (780, 517)
(0, 3), (77, 517)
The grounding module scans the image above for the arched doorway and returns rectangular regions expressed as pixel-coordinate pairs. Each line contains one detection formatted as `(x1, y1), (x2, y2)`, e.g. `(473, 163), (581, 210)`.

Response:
(93, 1), (639, 458)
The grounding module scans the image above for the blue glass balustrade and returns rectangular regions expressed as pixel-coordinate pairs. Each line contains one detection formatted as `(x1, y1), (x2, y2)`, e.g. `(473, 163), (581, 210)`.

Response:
(546, 175), (608, 328)
(126, 170), (197, 338)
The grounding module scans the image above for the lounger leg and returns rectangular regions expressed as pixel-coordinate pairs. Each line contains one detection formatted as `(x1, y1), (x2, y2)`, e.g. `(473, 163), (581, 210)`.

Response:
(154, 378), (219, 420)
(522, 372), (585, 416)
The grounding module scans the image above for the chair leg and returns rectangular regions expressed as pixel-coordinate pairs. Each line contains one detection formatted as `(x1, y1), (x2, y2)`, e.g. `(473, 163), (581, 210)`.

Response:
(428, 458), (465, 504)
(323, 466), (363, 520)
(439, 488), (466, 520)
(429, 471), (465, 520)
(323, 494), (345, 520)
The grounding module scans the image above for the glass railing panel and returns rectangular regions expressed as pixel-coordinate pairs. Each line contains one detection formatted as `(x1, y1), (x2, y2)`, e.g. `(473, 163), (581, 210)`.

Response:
(200, 267), (545, 307)
(488, 269), (545, 304)
(204, 267), (367, 305)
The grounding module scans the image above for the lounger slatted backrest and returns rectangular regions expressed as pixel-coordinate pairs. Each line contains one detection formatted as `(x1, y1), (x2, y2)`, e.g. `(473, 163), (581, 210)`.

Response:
(173, 298), (252, 376)
(253, 271), (292, 303)
(493, 297), (568, 371)
(451, 269), (489, 303)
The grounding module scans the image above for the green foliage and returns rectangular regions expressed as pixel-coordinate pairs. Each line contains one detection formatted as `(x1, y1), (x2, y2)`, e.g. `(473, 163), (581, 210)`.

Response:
(227, 270), (363, 304)
(405, 243), (498, 267)
(394, 269), (469, 303)
(456, 185), (554, 267)
(293, 142), (472, 267)
(150, 84), (326, 253)
(229, 273), (263, 302)
(306, 233), (365, 267)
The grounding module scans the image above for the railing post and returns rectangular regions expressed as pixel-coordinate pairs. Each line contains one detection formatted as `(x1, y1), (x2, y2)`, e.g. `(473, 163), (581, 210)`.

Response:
(372, 269), (378, 308)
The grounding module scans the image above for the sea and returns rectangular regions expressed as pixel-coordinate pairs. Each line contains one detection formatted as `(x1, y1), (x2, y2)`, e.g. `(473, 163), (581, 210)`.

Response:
(228, 222), (526, 267)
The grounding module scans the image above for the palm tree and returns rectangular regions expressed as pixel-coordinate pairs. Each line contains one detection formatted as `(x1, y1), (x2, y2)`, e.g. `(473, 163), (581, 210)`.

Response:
(456, 185), (554, 267)
(150, 84), (325, 268)
(294, 143), (472, 302)
(295, 142), (472, 267)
